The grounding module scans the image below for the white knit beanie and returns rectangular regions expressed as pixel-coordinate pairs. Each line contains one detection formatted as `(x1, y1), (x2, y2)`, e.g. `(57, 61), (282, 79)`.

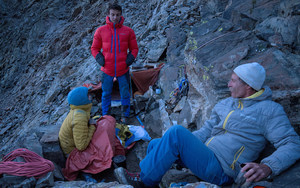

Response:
(233, 62), (266, 91)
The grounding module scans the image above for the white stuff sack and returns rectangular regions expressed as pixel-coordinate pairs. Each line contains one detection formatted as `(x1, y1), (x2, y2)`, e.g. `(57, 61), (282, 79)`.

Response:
(128, 125), (152, 142)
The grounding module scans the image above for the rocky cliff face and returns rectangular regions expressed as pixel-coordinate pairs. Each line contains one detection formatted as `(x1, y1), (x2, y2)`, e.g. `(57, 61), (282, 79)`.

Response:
(0, 0), (300, 187)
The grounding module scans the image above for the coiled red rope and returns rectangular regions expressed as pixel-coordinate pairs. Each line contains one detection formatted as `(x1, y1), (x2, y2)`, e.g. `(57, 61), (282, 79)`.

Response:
(0, 148), (55, 179)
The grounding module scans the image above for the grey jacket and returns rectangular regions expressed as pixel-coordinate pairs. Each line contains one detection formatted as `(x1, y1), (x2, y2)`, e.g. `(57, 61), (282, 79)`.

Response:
(193, 86), (300, 178)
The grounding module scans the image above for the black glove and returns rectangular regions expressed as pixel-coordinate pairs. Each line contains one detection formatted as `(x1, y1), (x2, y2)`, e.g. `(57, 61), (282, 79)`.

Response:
(89, 118), (97, 127)
(96, 52), (105, 67)
(125, 52), (135, 67)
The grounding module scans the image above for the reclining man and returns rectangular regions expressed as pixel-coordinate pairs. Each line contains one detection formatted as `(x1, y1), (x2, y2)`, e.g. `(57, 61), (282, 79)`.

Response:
(114, 62), (300, 187)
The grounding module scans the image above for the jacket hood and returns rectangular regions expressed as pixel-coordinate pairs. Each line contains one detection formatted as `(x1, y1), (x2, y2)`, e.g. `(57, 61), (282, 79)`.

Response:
(70, 103), (93, 112)
(246, 85), (272, 101)
(106, 16), (124, 28)
(233, 85), (272, 108)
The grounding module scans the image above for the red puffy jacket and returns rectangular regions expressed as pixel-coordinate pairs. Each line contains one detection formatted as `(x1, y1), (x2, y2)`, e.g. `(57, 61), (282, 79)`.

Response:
(91, 16), (138, 77)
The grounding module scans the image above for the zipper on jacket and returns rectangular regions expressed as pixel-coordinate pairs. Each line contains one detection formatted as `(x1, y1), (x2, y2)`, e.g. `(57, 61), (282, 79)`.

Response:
(238, 100), (244, 110)
(111, 35), (113, 53)
(114, 25), (117, 77)
(223, 110), (234, 132)
(117, 34), (121, 53)
(230, 146), (245, 170)
(206, 136), (215, 146)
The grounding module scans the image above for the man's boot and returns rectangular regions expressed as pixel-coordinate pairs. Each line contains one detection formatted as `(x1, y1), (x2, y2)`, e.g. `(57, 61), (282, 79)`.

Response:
(106, 106), (112, 116)
(120, 105), (129, 125)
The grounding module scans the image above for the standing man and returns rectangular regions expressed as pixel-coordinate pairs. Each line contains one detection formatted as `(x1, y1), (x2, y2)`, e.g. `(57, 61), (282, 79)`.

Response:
(114, 62), (300, 188)
(91, 3), (138, 124)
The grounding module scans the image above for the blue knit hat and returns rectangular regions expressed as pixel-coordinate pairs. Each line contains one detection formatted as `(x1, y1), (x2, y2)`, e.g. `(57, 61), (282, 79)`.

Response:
(67, 87), (91, 106)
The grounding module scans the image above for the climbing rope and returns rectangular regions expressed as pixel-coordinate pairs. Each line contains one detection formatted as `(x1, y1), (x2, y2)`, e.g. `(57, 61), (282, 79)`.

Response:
(196, 27), (242, 51)
(0, 148), (55, 179)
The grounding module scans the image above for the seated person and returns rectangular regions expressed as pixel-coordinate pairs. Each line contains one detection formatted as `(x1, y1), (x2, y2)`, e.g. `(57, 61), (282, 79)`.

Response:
(59, 86), (96, 156)
(114, 62), (300, 187)
(59, 86), (97, 182)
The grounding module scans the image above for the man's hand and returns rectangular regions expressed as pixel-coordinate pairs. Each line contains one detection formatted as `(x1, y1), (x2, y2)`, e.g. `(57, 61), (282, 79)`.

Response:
(241, 162), (272, 182)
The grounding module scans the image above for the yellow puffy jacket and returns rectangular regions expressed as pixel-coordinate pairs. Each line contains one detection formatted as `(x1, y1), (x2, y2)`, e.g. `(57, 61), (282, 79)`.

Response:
(59, 103), (96, 155)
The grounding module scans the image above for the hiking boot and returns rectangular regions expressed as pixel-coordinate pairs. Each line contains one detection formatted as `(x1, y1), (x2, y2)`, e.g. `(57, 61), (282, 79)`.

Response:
(106, 106), (112, 116)
(120, 105), (129, 125)
(120, 117), (129, 125)
(114, 167), (149, 188)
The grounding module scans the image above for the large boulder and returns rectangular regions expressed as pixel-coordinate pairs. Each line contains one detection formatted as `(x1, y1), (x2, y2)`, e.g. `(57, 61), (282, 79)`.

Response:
(182, 17), (300, 134)
(255, 16), (300, 46)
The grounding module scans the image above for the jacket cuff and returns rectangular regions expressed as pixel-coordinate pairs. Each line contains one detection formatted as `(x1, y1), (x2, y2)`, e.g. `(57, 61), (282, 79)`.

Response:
(260, 160), (276, 177)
